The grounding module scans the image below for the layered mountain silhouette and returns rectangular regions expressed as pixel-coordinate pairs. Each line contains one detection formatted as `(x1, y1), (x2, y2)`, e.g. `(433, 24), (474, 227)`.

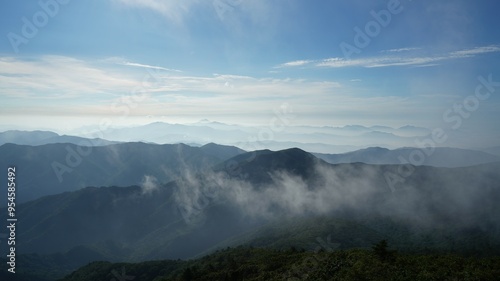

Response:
(8, 122), (435, 153)
(97, 122), (433, 153)
(0, 142), (245, 204)
(2, 147), (499, 280)
(315, 146), (500, 168)
(0, 130), (118, 146)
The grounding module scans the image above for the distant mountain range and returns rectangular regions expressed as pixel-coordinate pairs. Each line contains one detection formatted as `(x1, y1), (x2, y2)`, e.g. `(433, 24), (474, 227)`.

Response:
(1, 128), (499, 280)
(1, 131), (498, 206)
(0, 130), (118, 146)
(480, 146), (500, 157)
(3, 123), (498, 154)
(2, 147), (499, 279)
(106, 122), (436, 153)
(62, 121), (436, 153)
(315, 146), (500, 168)
(0, 142), (244, 204)
(3, 126), (498, 157)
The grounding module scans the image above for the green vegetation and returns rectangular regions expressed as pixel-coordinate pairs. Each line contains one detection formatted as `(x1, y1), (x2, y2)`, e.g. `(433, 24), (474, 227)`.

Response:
(3, 147), (500, 280)
(371, 239), (396, 262)
(60, 245), (500, 281)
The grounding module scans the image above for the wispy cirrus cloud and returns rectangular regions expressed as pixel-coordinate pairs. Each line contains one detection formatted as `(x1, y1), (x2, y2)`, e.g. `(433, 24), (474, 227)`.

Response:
(1, 55), (355, 129)
(0, 56), (139, 98)
(381, 47), (421, 53)
(276, 45), (500, 69)
(123, 62), (182, 72)
(105, 57), (183, 72)
(274, 60), (313, 68)
(449, 45), (500, 58)
(0, 55), (342, 109)
(316, 56), (445, 68)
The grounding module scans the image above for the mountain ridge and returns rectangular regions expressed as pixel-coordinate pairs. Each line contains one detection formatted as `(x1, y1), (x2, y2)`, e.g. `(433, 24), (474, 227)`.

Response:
(315, 146), (500, 168)
(2, 147), (500, 279)
(0, 130), (118, 146)
(0, 142), (245, 205)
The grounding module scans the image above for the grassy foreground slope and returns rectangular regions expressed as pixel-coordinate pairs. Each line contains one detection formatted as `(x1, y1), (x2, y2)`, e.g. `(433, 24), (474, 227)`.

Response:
(60, 246), (500, 281)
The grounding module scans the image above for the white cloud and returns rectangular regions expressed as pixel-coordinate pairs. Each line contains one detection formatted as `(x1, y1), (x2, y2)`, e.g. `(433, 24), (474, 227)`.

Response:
(381, 47), (421, 53)
(105, 57), (182, 72)
(278, 45), (500, 69)
(0, 55), (345, 120)
(449, 45), (500, 58)
(0, 56), (139, 98)
(5, 54), (493, 137)
(275, 60), (314, 68)
(141, 175), (159, 194)
(122, 62), (182, 72)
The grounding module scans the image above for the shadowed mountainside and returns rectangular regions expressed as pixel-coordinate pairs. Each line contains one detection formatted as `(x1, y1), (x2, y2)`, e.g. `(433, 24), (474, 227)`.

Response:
(1, 148), (499, 279)
(314, 146), (500, 168)
(0, 142), (245, 204)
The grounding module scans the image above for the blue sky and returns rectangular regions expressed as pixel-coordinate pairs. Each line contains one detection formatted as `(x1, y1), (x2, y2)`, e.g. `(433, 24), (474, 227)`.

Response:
(0, 0), (499, 147)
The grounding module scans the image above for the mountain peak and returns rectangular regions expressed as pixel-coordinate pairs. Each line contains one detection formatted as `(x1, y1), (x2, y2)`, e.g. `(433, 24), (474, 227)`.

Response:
(360, 146), (390, 152)
(219, 147), (322, 185)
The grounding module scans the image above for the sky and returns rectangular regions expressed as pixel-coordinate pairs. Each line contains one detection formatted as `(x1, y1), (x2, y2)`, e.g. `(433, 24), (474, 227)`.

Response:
(0, 0), (499, 148)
